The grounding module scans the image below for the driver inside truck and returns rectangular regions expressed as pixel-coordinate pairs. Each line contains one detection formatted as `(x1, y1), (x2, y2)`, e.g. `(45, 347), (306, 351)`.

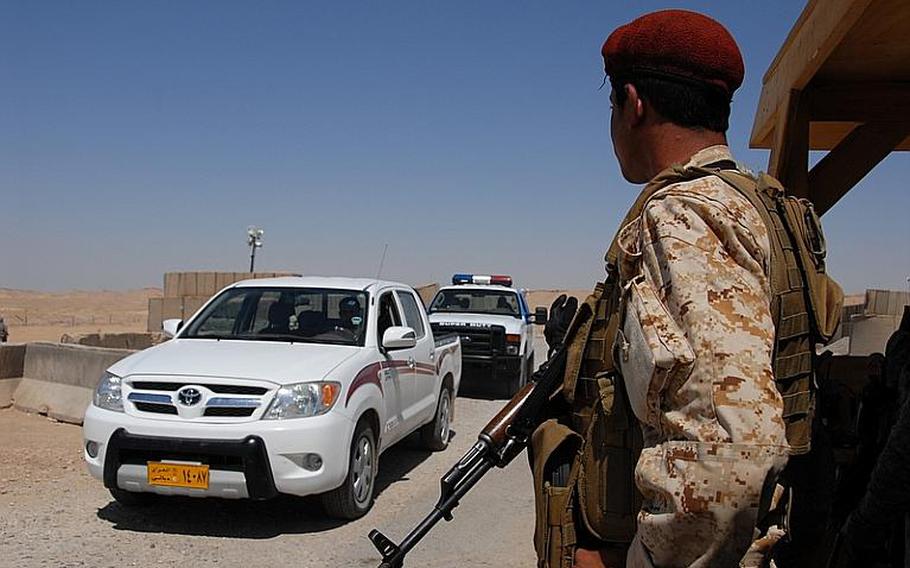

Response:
(338, 296), (363, 334)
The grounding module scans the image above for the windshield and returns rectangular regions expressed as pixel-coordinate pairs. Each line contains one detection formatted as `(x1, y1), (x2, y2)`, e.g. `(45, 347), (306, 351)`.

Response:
(182, 287), (369, 346)
(428, 289), (521, 318)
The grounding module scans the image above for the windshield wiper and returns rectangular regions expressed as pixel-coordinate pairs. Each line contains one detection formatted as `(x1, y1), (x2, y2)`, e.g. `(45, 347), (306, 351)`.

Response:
(249, 333), (308, 343)
(183, 334), (238, 341)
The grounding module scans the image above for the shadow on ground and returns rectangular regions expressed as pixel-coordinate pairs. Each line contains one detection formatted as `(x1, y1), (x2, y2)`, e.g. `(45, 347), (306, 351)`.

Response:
(455, 368), (513, 401)
(95, 432), (445, 538)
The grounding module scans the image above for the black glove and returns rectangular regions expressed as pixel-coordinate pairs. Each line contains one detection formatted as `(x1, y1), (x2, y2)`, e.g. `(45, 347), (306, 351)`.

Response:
(544, 294), (578, 354)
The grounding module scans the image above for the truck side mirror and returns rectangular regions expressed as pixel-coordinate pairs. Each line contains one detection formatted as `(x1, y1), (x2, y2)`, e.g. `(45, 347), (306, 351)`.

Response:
(162, 319), (183, 338)
(533, 307), (548, 325)
(382, 326), (417, 350)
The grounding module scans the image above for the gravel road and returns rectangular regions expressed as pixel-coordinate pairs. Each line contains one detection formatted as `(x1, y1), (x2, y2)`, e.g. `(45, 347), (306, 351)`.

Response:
(0, 387), (539, 567)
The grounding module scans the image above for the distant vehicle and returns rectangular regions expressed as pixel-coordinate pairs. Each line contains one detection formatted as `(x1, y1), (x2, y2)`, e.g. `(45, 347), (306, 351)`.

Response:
(427, 274), (546, 397)
(83, 277), (461, 519)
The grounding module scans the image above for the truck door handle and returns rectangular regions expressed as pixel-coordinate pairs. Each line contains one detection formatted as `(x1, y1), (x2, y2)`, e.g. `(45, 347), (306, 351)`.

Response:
(407, 357), (416, 368)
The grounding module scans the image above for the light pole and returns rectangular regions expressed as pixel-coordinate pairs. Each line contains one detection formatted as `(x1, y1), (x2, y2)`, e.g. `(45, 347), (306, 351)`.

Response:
(247, 226), (264, 273)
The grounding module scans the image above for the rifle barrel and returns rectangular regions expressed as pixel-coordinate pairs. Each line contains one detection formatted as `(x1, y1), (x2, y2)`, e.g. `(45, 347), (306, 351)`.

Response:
(372, 445), (495, 567)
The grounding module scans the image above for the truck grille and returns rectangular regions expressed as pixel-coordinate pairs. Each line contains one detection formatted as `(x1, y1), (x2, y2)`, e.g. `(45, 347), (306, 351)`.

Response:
(204, 407), (256, 417)
(130, 381), (268, 396)
(431, 323), (505, 356)
(133, 402), (178, 415)
(126, 378), (274, 421)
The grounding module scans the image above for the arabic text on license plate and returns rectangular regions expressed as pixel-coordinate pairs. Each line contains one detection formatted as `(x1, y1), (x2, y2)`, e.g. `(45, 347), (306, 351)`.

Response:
(147, 462), (210, 489)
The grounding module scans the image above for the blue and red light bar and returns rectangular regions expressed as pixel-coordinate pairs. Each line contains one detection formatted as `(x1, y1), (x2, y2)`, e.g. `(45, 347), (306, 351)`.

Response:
(452, 274), (513, 287)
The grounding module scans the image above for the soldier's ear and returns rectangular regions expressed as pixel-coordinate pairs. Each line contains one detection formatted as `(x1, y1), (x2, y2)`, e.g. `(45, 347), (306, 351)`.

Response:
(624, 83), (646, 126)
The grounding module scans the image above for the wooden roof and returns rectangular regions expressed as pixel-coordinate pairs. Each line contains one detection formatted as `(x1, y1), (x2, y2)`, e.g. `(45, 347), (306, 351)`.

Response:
(751, 0), (910, 152)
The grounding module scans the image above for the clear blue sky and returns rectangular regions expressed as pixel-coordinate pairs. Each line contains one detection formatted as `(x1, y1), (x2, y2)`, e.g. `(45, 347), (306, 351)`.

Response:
(3, 1), (908, 293)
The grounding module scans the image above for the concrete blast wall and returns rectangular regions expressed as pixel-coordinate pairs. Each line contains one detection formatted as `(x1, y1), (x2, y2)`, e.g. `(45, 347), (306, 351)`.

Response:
(8, 342), (133, 424)
(849, 314), (903, 356)
(150, 271), (300, 331)
(414, 283), (440, 307)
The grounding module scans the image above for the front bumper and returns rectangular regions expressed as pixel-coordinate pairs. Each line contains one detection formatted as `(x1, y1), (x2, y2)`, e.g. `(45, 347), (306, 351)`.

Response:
(83, 404), (355, 499)
(462, 353), (522, 382)
(103, 429), (277, 499)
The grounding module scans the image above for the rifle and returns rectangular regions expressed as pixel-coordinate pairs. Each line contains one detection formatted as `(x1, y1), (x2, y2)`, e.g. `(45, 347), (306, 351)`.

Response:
(368, 345), (569, 568)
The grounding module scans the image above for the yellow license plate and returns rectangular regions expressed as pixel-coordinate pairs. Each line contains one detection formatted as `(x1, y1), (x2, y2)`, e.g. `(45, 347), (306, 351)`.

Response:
(147, 462), (210, 489)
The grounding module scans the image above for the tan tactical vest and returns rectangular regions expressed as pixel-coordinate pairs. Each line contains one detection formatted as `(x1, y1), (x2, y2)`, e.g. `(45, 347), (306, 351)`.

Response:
(531, 162), (843, 567)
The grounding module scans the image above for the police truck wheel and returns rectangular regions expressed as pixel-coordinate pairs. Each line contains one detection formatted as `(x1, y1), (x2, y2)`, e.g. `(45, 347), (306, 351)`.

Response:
(506, 372), (522, 398)
(109, 488), (157, 507)
(321, 420), (377, 520)
(420, 384), (453, 451)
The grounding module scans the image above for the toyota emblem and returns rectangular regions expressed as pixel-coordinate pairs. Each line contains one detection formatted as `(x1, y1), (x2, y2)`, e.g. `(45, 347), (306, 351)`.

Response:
(177, 387), (202, 406)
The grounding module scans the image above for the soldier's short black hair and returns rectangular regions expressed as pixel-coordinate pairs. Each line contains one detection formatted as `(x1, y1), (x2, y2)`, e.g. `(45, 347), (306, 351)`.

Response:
(611, 74), (732, 133)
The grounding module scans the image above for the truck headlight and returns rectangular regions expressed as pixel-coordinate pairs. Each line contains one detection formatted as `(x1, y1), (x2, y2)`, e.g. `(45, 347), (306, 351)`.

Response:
(93, 372), (124, 412)
(262, 382), (341, 420)
(505, 333), (521, 356)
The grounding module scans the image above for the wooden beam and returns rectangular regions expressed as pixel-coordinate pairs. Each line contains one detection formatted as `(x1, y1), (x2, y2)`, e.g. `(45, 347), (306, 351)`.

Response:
(808, 82), (910, 122)
(750, 0), (874, 149)
(808, 120), (910, 214)
(769, 90), (810, 197)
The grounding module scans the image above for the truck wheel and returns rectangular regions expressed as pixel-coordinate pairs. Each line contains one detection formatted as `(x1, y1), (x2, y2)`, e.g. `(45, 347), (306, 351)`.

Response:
(506, 372), (522, 398)
(321, 420), (377, 520)
(420, 384), (453, 451)
(109, 488), (157, 507)
(505, 356), (529, 398)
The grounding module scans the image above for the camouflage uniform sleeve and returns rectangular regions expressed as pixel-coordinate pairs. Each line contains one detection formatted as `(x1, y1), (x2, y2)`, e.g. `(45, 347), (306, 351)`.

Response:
(626, 181), (790, 567)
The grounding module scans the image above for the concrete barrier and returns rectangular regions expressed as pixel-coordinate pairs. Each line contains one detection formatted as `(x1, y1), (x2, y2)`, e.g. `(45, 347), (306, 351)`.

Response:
(0, 344), (26, 408)
(0, 343), (26, 379)
(61, 332), (165, 351)
(12, 342), (134, 424)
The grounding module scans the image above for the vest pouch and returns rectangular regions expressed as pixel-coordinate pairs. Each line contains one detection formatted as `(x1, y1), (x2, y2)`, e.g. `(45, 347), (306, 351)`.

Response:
(616, 275), (695, 429)
(531, 419), (583, 568)
(774, 185), (844, 342)
(577, 376), (641, 544)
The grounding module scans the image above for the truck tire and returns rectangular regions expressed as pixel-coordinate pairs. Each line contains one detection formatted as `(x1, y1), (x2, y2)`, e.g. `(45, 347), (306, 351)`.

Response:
(506, 372), (522, 398)
(420, 384), (453, 451)
(321, 419), (377, 520)
(109, 488), (157, 507)
(505, 355), (531, 398)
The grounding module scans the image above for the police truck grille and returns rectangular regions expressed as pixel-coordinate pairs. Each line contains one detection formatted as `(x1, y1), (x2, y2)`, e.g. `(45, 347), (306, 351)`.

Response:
(430, 324), (505, 356)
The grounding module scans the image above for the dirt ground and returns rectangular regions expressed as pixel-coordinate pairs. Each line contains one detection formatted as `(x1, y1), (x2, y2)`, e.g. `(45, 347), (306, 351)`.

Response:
(0, 288), (159, 343)
(0, 393), (539, 568)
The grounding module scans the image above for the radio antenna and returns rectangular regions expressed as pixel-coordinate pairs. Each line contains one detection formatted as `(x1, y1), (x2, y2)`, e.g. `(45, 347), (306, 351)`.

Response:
(375, 243), (389, 280)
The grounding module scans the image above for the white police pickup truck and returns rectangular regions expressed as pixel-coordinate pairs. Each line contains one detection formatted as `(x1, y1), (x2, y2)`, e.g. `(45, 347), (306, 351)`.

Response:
(427, 274), (545, 397)
(83, 277), (461, 519)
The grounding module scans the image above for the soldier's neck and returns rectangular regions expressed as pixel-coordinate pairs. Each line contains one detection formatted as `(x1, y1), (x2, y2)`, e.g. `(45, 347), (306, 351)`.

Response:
(641, 125), (727, 180)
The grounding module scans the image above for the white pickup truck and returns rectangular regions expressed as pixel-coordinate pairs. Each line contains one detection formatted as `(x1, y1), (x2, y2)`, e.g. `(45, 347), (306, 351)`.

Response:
(83, 277), (461, 519)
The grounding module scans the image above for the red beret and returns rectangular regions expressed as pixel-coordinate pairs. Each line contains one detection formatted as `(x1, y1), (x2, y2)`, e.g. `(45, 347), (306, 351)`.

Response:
(602, 10), (744, 96)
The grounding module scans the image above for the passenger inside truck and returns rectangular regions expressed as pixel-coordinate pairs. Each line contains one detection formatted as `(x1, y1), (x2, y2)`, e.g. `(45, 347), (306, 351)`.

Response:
(262, 301), (294, 334)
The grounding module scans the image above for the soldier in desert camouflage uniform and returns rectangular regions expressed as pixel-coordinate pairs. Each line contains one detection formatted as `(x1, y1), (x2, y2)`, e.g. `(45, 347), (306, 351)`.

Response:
(615, 145), (789, 567)
(533, 10), (791, 567)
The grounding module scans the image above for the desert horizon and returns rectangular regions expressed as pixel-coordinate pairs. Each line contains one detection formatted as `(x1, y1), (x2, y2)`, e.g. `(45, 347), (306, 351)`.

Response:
(0, 285), (599, 344)
(0, 284), (868, 344)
